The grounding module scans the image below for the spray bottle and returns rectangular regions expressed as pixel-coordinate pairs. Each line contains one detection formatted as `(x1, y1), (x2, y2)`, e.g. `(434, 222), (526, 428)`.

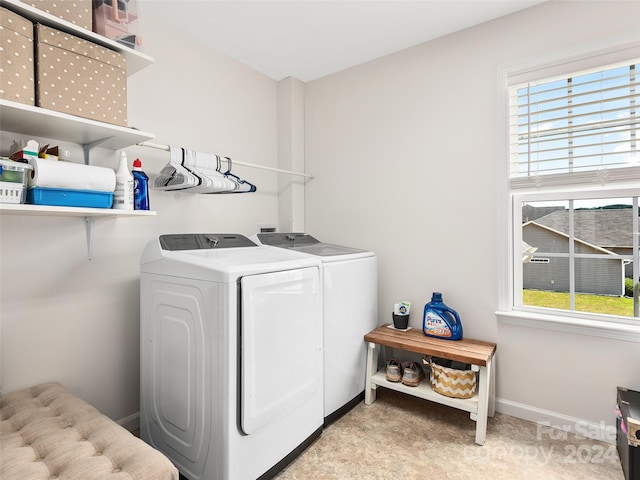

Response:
(113, 151), (133, 210)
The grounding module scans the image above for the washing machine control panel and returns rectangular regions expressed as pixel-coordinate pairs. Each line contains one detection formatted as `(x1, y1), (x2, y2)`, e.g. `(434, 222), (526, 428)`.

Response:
(258, 233), (319, 246)
(159, 234), (258, 250)
(257, 232), (368, 257)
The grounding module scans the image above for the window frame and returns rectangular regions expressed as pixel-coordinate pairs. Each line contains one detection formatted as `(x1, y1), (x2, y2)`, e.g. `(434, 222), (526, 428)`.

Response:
(496, 34), (640, 343)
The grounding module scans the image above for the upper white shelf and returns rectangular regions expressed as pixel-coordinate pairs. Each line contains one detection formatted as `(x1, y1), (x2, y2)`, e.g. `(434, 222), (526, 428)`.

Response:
(0, 99), (155, 150)
(0, 0), (155, 76)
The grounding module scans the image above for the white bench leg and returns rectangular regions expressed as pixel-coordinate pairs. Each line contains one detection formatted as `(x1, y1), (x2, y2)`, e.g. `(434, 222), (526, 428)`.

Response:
(474, 362), (491, 446)
(488, 356), (496, 417)
(364, 342), (378, 405)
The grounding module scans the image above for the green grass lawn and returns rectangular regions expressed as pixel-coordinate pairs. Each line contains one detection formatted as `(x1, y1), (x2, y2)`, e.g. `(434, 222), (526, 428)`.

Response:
(523, 290), (636, 317)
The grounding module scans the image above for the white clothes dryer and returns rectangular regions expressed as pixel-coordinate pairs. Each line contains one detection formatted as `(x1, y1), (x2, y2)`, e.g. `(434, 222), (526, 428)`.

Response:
(140, 234), (324, 480)
(251, 233), (377, 425)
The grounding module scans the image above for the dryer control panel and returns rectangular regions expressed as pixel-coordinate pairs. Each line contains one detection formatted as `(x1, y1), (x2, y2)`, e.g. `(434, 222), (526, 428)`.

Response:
(159, 234), (257, 250)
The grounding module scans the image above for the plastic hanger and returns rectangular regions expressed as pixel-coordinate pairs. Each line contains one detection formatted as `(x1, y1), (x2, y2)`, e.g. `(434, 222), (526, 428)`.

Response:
(220, 156), (257, 193)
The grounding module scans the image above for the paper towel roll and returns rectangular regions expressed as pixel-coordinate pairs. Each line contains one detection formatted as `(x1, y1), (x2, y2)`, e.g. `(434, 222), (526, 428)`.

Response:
(29, 158), (116, 192)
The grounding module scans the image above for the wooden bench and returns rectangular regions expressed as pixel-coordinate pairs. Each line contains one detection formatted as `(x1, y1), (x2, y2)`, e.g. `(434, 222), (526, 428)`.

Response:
(364, 324), (497, 445)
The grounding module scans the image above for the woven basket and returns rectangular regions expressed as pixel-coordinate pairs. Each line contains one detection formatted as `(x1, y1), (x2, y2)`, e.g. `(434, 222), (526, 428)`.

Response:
(425, 358), (477, 399)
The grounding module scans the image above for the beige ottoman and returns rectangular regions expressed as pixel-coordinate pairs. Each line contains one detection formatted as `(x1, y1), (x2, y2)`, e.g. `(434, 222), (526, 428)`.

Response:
(0, 382), (178, 480)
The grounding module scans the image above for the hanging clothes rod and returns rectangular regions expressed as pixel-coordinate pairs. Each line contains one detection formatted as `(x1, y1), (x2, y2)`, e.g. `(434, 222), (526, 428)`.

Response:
(137, 141), (313, 179)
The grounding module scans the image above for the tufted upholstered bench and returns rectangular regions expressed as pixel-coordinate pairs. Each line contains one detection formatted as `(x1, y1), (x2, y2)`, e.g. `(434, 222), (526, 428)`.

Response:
(0, 382), (178, 480)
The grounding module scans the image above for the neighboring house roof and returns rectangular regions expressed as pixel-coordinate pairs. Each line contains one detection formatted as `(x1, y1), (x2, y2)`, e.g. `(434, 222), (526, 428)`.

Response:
(522, 205), (564, 223)
(523, 221), (621, 257)
(531, 209), (639, 249)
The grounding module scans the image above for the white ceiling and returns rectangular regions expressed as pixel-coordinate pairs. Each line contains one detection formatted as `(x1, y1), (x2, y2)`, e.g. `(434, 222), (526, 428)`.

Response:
(141, 0), (545, 82)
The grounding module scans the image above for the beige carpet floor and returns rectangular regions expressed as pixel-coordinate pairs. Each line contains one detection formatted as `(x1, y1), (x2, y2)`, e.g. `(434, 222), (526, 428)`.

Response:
(274, 389), (624, 480)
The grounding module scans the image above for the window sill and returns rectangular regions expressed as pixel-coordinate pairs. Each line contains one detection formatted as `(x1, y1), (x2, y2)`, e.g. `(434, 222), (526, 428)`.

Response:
(496, 310), (640, 343)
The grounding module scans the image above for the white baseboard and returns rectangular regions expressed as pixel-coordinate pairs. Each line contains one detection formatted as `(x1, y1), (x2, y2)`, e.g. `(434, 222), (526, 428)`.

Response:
(496, 398), (617, 445)
(117, 411), (140, 433)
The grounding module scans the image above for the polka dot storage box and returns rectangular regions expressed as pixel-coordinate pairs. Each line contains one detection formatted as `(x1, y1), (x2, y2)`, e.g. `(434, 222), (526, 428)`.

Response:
(35, 23), (127, 126)
(0, 7), (35, 105)
(25, 0), (92, 31)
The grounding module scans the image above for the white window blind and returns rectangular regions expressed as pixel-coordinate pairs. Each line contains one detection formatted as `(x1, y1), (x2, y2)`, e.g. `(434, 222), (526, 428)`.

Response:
(509, 59), (640, 189)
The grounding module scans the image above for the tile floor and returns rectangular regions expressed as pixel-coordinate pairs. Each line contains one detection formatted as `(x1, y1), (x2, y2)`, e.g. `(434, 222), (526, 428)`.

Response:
(274, 389), (624, 480)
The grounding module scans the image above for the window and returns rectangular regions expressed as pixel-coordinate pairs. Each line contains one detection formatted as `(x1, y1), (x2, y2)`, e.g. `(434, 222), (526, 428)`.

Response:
(513, 191), (638, 321)
(505, 55), (640, 329)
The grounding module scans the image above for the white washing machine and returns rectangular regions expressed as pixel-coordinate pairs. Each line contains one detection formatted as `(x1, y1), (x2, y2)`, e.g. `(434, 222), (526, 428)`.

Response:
(140, 234), (324, 480)
(252, 233), (377, 425)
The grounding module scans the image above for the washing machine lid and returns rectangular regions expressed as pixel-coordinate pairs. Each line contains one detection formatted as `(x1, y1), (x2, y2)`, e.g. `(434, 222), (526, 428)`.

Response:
(255, 233), (373, 259)
(141, 234), (322, 282)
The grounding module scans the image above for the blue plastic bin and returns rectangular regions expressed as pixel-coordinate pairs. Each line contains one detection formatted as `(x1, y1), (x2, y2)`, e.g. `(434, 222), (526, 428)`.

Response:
(27, 187), (113, 208)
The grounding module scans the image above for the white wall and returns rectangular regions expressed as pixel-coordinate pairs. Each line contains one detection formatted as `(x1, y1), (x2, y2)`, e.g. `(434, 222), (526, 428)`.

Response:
(304, 0), (640, 435)
(0, 16), (280, 425)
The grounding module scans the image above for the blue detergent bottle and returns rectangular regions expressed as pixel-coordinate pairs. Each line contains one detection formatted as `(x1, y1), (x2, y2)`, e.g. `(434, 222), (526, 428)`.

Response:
(132, 158), (150, 210)
(422, 292), (463, 340)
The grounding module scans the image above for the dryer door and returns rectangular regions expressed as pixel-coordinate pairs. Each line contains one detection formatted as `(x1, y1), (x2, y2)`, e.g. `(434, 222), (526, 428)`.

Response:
(240, 266), (322, 435)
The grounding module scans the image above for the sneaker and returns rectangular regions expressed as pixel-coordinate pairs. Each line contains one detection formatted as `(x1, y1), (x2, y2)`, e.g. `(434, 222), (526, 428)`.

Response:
(401, 361), (425, 387)
(385, 358), (403, 382)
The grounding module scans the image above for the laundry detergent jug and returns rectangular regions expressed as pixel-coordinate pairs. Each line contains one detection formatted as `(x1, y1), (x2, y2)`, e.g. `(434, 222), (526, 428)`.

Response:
(422, 292), (463, 340)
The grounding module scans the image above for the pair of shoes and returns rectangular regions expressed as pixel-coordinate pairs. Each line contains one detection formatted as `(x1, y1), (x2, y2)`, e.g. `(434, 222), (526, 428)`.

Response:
(401, 361), (425, 387)
(385, 358), (426, 386)
(386, 357), (403, 382)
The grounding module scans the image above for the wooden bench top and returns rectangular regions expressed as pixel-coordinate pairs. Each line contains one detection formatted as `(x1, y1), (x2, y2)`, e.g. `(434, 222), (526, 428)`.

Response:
(364, 324), (497, 366)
